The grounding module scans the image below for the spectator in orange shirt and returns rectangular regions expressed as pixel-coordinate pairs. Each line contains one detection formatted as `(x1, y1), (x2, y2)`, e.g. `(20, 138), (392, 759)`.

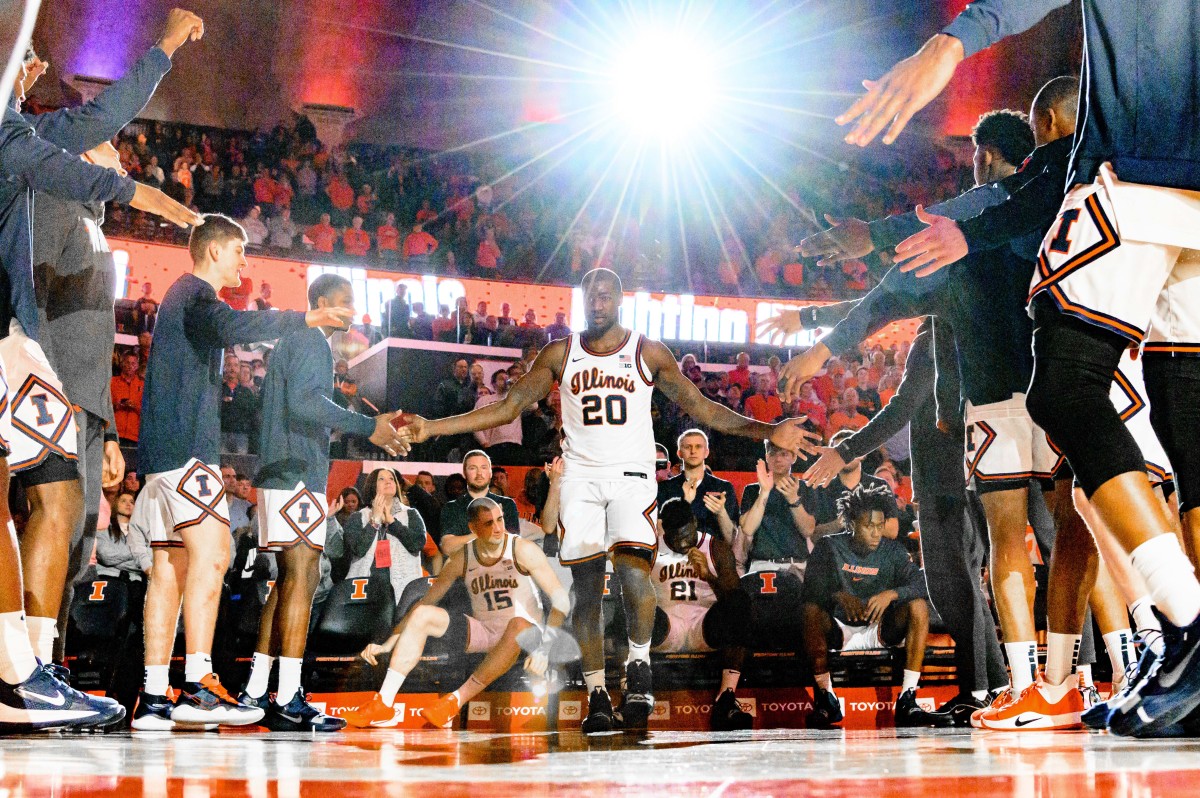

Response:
(272, 170), (293, 209)
(355, 184), (376, 218)
(343, 216), (371, 257)
(415, 199), (437, 224)
(827, 388), (869, 433)
(307, 213), (338, 254)
(476, 227), (503, 272)
(219, 275), (254, 310)
(377, 212), (401, 262)
(111, 352), (144, 446)
(326, 172), (355, 224)
(744, 373), (783, 423)
(793, 382), (828, 434)
(727, 351), (752, 392)
(878, 372), (900, 409)
(403, 223), (439, 262)
(253, 166), (277, 206)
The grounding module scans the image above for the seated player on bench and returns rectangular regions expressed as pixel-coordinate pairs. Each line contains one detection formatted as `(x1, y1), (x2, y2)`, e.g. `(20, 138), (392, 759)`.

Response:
(801, 483), (949, 728)
(653, 498), (756, 731)
(344, 497), (571, 728)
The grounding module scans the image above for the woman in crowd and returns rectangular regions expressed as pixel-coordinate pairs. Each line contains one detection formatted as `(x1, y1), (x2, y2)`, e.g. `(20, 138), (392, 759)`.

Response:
(342, 469), (430, 602)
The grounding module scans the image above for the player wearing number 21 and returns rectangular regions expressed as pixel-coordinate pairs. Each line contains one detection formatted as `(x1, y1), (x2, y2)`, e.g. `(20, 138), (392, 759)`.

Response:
(400, 268), (820, 734)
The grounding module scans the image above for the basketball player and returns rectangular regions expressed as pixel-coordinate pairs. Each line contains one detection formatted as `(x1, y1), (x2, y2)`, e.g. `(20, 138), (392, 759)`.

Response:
(836, 0), (1200, 738)
(236, 273), (409, 731)
(653, 498), (754, 731)
(4, 13), (201, 677)
(400, 268), (814, 732)
(801, 483), (948, 728)
(345, 497), (571, 729)
(130, 215), (352, 730)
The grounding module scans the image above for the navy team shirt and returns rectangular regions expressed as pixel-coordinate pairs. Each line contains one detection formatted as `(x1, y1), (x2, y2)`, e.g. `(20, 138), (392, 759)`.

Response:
(138, 273), (307, 475)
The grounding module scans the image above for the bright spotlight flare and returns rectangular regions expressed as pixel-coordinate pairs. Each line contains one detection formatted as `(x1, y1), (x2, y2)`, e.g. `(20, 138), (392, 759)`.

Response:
(608, 29), (721, 140)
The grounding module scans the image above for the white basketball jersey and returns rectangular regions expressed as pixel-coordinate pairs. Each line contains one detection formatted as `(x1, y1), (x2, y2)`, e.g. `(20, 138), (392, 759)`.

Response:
(653, 533), (717, 611)
(559, 330), (656, 478)
(465, 533), (543, 626)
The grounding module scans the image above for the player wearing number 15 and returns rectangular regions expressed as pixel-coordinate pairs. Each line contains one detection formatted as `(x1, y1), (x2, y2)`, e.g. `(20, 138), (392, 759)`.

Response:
(345, 497), (571, 728)
(399, 268), (819, 734)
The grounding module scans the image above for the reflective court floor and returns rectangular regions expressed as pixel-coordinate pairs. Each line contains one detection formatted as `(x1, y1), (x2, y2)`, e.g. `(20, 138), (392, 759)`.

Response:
(2, 727), (1198, 797)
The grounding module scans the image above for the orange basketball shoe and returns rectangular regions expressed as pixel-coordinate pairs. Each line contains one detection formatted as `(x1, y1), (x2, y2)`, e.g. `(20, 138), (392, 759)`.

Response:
(978, 681), (1084, 731)
(344, 693), (403, 728)
(420, 694), (461, 728)
(970, 688), (1014, 729)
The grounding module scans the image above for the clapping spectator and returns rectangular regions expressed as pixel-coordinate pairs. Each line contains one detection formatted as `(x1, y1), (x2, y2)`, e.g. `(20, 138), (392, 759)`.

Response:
(307, 212), (337, 253)
(343, 216), (371, 257)
(240, 205), (268, 246)
(267, 207), (299, 249)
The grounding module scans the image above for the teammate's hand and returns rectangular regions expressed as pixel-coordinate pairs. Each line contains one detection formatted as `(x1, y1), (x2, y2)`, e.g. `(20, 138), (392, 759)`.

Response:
(702, 491), (728, 519)
(798, 215), (874, 267)
(837, 33), (965, 146)
(305, 306), (354, 329)
(398, 413), (430, 444)
(369, 413), (411, 458)
(768, 417), (822, 457)
(837, 592), (868, 624)
(894, 206), (969, 277)
(803, 447), (849, 489)
(101, 440), (125, 489)
(779, 344), (831, 404)
(544, 456), (564, 484)
(756, 310), (804, 347)
(130, 183), (203, 228)
(755, 459), (773, 493)
(18, 55), (47, 98)
(158, 9), (205, 58)
(687, 547), (714, 582)
(864, 590), (898, 624)
(360, 642), (386, 666)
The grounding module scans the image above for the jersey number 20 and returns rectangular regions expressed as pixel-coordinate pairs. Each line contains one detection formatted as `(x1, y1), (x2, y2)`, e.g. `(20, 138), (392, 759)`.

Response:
(581, 394), (627, 426)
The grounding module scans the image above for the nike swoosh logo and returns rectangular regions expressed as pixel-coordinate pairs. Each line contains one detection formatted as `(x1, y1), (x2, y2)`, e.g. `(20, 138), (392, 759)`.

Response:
(280, 712), (303, 723)
(1153, 631), (1197, 690)
(571, 357), (586, 363)
(15, 686), (67, 707)
(1013, 716), (1039, 727)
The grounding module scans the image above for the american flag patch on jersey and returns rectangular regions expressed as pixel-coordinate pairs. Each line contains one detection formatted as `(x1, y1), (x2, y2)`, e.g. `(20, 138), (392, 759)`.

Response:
(619, 354), (633, 368)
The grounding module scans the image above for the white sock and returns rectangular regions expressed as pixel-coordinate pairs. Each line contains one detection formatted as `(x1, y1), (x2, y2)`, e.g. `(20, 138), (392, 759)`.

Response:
(1129, 534), (1200, 627)
(184, 652), (213, 683)
(451, 675), (486, 705)
(584, 669), (606, 693)
(245, 653), (274, 698)
(144, 665), (170, 696)
(971, 689), (989, 701)
(814, 672), (833, 692)
(1004, 641), (1038, 692)
(719, 669), (741, 696)
(1077, 663), (1094, 688)
(626, 639), (651, 664)
(379, 668), (407, 705)
(901, 669), (920, 692)
(1130, 595), (1160, 635)
(275, 657), (302, 705)
(25, 616), (56, 663)
(1102, 628), (1136, 683)
(1044, 632), (1081, 687)
(0, 611), (38, 684)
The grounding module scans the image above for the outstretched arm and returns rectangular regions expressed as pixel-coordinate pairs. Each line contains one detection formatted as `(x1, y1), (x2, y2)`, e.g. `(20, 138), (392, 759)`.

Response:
(837, 0), (1067, 146)
(408, 340), (564, 442)
(515, 538), (569, 629)
(643, 338), (818, 454)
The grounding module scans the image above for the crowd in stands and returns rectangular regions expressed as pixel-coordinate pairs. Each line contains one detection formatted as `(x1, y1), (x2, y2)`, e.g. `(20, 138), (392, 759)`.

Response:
(98, 116), (972, 299)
